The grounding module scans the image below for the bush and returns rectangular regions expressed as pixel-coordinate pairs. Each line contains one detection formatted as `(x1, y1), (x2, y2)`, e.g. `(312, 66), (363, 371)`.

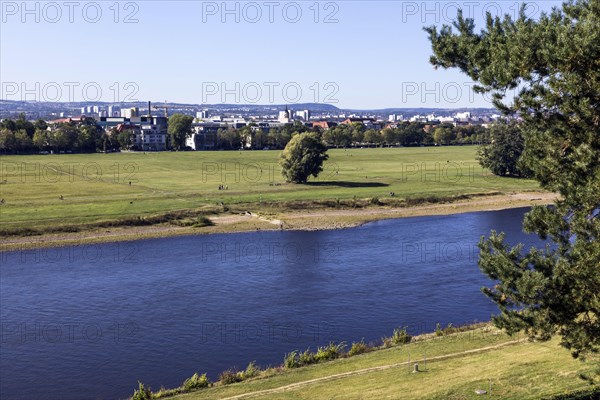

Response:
(131, 382), (152, 400)
(391, 327), (412, 345)
(218, 369), (242, 385)
(240, 362), (260, 380)
(435, 323), (444, 337)
(315, 342), (345, 362)
(299, 349), (316, 365)
(443, 323), (457, 335)
(348, 341), (370, 356)
(182, 372), (210, 391)
(284, 351), (299, 369)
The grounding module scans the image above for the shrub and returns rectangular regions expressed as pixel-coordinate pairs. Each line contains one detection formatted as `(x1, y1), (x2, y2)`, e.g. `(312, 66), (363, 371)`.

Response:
(240, 362), (260, 380)
(299, 349), (316, 366)
(131, 382), (152, 400)
(370, 196), (381, 205)
(348, 340), (370, 356)
(182, 372), (210, 391)
(443, 323), (457, 335)
(391, 327), (412, 345)
(435, 323), (444, 337)
(218, 369), (242, 385)
(315, 342), (345, 362)
(283, 351), (299, 369)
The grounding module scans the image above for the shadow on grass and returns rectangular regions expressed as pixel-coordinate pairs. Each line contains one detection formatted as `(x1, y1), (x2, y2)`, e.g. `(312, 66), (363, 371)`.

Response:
(306, 181), (390, 188)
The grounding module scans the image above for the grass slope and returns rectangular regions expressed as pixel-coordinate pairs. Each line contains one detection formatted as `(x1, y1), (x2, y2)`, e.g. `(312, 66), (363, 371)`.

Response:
(163, 328), (598, 400)
(0, 147), (539, 233)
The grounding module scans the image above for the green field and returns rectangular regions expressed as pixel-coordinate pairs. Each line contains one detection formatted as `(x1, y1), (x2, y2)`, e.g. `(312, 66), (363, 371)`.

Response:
(150, 327), (598, 400)
(0, 147), (540, 233)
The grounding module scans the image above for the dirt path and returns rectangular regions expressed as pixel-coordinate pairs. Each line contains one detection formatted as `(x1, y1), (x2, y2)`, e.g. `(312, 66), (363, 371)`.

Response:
(215, 340), (523, 400)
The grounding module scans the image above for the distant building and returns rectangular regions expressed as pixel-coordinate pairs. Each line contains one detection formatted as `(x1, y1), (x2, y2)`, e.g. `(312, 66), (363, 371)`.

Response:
(108, 105), (120, 117)
(187, 122), (227, 150)
(278, 106), (293, 123)
(136, 116), (168, 151)
(455, 111), (471, 121)
(121, 107), (139, 118)
(311, 121), (337, 130)
(196, 110), (208, 119)
(340, 118), (382, 129)
(296, 110), (310, 121)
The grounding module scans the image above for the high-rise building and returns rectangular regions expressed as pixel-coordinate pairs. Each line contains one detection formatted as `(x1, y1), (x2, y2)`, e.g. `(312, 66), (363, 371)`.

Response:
(120, 107), (139, 118)
(296, 110), (310, 121)
(196, 110), (208, 119)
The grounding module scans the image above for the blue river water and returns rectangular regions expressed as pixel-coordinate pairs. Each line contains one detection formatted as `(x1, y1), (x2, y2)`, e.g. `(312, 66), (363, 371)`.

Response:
(0, 207), (543, 399)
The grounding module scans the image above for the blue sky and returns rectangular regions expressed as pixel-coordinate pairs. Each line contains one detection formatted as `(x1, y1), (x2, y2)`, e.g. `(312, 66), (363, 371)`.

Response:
(1, 1), (562, 109)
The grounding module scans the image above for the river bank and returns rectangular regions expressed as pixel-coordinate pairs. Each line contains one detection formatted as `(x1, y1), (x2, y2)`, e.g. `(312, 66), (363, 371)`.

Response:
(0, 191), (556, 251)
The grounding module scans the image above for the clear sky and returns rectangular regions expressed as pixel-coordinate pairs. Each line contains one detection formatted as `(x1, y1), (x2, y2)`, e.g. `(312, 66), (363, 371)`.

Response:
(1, 1), (562, 109)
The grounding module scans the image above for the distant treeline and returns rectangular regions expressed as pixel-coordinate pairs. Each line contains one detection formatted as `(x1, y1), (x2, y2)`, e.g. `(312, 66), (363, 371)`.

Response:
(0, 114), (491, 154)
(0, 114), (119, 154)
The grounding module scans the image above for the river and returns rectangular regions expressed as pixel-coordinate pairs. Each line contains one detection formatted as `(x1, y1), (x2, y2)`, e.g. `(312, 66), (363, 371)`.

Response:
(0, 207), (543, 399)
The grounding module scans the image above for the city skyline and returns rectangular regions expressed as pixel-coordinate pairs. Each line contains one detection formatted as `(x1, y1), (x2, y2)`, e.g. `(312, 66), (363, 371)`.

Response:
(1, 1), (562, 109)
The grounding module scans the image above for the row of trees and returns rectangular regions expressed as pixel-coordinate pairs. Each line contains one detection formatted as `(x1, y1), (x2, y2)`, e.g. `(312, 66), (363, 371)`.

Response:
(196, 121), (491, 151)
(0, 114), (120, 154)
(323, 122), (490, 148)
(1, 113), (501, 155)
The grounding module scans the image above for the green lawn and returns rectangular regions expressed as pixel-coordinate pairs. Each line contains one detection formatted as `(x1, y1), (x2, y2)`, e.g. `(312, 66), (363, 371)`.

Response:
(161, 328), (597, 400)
(0, 147), (539, 232)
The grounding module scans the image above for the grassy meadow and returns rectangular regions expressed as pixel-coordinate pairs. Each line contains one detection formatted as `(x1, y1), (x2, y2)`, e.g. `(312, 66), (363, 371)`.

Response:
(0, 147), (540, 234)
(146, 326), (598, 400)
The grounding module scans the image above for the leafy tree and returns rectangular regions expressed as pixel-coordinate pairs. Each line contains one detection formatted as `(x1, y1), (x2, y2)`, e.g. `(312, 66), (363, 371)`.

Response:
(267, 128), (292, 149)
(252, 129), (268, 149)
(323, 125), (352, 148)
(426, 0), (600, 358)
(351, 126), (365, 144)
(403, 122), (427, 146)
(477, 120), (530, 177)
(33, 129), (48, 151)
(382, 128), (399, 145)
(364, 129), (382, 146)
(0, 119), (16, 132)
(15, 113), (35, 137)
(116, 129), (135, 150)
(433, 124), (455, 145)
(33, 119), (48, 132)
(0, 128), (16, 153)
(167, 114), (194, 150)
(48, 128), (70, 152)
(77, 125), (99, 153)
(279, 132), (329, 183)
(217, 128), (242, 150)
(13, 129), (34, 153)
